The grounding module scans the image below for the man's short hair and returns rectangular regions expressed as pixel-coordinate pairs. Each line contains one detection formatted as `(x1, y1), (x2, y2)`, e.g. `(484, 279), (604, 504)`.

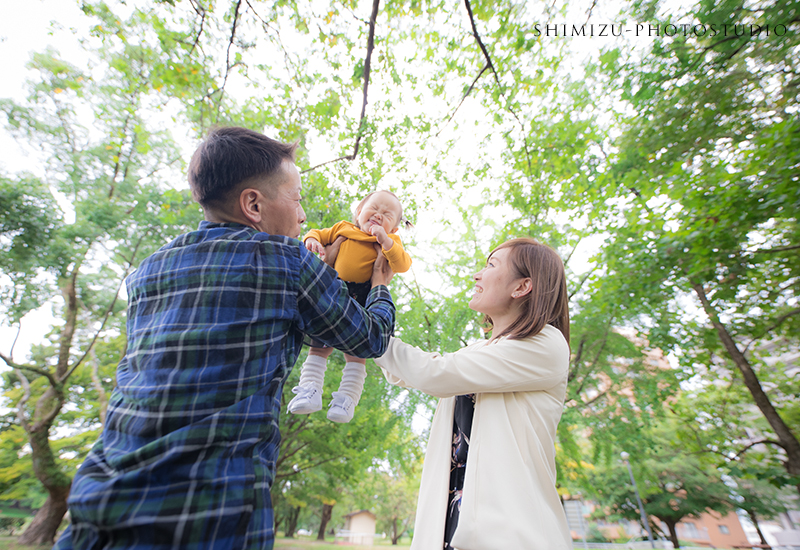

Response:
(188, 126), (298, 208)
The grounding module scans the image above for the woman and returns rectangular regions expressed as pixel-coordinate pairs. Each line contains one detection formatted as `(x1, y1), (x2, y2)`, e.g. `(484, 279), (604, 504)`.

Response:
(375, 238), (571, 550)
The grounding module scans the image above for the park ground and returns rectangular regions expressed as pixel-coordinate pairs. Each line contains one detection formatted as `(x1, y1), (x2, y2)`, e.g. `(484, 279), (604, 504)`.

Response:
(0, 536), (412, 550)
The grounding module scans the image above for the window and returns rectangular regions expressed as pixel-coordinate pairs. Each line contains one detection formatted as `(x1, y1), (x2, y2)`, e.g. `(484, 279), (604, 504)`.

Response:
(719, 525), (730, 535)
(684, 523), (699, 537)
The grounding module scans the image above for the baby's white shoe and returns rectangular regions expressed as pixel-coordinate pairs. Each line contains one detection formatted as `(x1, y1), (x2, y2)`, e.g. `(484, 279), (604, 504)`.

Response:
(287, 385), (322, 414)
(327, 392), (356, 423)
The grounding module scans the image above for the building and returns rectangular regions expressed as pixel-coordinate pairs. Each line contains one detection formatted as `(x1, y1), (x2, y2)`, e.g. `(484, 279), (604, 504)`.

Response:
(339, 509), (377, 546)
(673, 510), (751, 548)
(566, 500), (752, 548)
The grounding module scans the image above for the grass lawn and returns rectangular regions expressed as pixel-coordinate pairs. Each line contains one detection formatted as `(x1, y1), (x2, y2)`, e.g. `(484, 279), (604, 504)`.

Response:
(0, 537), (50, 550)
(275, 535), (411, 549)
(0, 535), (411, 550)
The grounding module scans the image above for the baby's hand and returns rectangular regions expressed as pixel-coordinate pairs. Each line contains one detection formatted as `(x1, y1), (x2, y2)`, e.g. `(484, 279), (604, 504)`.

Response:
(369, 225), (393, 249)
(305, 238), (325, 258)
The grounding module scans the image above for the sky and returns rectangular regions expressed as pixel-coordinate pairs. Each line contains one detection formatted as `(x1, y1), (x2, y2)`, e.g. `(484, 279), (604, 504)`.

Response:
(0, 0), (617, 363)
(0, 0), (90, 156)
(0, 0), (92, 360)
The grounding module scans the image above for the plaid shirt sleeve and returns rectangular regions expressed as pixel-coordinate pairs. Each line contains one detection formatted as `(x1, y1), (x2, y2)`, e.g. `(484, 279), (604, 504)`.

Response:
(295, 244), (395, 357)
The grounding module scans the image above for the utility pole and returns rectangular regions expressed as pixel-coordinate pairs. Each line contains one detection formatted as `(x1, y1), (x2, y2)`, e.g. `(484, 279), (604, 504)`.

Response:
(621, 452), (655, 549)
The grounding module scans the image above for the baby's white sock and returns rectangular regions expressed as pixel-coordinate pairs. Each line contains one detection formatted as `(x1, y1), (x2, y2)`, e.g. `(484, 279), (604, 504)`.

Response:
(297, 354), (328, 390)
(337, 362), (367, 404)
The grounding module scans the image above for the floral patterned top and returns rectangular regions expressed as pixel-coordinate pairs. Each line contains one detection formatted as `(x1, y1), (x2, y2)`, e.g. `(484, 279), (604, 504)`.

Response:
(443, 393), (476, 549)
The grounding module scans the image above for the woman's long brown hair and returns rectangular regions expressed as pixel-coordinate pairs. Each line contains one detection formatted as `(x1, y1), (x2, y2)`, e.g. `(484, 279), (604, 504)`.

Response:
(486, 238), (570, 345)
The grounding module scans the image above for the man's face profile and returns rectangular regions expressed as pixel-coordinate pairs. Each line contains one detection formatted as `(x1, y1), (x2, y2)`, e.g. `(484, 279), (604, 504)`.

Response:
(258, 159), (306, 238)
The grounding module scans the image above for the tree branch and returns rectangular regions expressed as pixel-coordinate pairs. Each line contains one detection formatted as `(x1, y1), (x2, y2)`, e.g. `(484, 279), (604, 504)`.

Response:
(301, 155), (354, 174)
(569, 266), (598, 300)
(436, 63), (490, 137)
(572, 323), (611, 397)
(277, 439), (311, 470)
(580, 388), (610, 408)
(247, 1), (302, 80)
(584, 0), (598, 25)
(750, 243), (800, 254)
(89, 348), (108, 426)
(188, 0), (207, 55)
(276, 454), (342, 480)
(61, 234), (146, 383)
(743, 307), (800, 354)
(301, 0), (381, 173)
(732, 438), (786, 459)
(7, 323), (22, 359)
(15, 370), (32, 433)
(31, 389), (65, 434)
(463, 0), (500, 88)
(352, 0), (381, 158)
(0, 353), (58, 388)
(569, 335), (587, 382)
(690, 280), (800, 471)
(211, 0), (242, 119)
(109, 114), (133, 197)
(462, 0), (533, 174)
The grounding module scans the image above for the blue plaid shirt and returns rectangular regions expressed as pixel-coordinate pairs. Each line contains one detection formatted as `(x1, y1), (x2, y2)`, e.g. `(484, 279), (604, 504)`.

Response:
(54, 222), (395, 550)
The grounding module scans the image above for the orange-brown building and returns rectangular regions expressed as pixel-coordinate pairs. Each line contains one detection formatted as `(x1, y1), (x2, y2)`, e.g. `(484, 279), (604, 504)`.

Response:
(672, 510), (751, 548)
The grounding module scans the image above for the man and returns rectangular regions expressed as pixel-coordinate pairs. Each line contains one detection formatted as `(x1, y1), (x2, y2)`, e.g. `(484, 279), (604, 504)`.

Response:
(54, 127), (396, 549)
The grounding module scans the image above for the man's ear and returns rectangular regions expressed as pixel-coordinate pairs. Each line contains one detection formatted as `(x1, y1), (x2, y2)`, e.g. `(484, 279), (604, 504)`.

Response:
(239, 188), (264, 226)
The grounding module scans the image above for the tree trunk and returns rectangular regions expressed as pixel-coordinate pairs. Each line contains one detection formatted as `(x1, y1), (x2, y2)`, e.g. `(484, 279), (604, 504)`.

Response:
(19, 414), (72, 545)
(317, 503), (333, 541)
(692, 284), (800, 494)
(17, 487), (71, 546)
(18, 271), (82, 545)
(284, 506), (301, 538)
(392, 517), (399, 544)
(747, 510), (771, 548)
(664, 518), (680, 549)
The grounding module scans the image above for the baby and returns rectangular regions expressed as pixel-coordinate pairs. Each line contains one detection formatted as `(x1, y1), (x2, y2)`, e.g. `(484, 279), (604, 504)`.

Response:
(289, 190), (412, 422)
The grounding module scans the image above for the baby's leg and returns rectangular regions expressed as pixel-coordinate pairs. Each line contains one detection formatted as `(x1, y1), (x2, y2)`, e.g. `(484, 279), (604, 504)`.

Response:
(288, 346), (334, 414)
(327, 354), (367, 423)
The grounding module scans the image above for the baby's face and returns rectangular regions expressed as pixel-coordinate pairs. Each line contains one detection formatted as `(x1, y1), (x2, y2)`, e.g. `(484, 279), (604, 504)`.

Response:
(356, 192), (402, 235)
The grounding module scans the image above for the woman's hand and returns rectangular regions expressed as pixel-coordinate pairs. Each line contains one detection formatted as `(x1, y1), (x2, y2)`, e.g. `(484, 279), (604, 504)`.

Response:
(371, 244), (395, 287)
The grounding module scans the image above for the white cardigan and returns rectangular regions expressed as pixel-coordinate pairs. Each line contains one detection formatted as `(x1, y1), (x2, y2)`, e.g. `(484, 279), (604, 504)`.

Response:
(375, 325), (572, 550)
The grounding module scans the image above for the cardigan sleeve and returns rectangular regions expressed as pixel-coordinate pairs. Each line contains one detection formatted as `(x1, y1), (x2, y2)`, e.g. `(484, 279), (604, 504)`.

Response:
(375, 325), (569, 398)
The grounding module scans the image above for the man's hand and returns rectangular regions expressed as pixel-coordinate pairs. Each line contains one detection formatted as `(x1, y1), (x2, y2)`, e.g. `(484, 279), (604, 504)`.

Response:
(371, 244), (395, 287)
(369, 225), (393, 250)
(322, 236), (346, 268)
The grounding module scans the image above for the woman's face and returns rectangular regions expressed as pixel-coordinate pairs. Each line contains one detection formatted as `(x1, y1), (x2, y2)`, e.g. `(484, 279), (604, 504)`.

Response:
(468, 248), (522, 318)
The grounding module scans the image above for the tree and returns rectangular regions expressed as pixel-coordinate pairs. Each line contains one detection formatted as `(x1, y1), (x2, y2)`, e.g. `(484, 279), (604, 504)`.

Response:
(0, 38), (201, 542)
(6, 0), (797, 543)
(274, 347), (423, 541)
(733, 477), (795, 547)
(587, 419), (733, 548)
(669, 382), (799, 545)
(583, 0), (800, 493)
(669, 357), (800, 493)
(371, 464), (420, 545)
